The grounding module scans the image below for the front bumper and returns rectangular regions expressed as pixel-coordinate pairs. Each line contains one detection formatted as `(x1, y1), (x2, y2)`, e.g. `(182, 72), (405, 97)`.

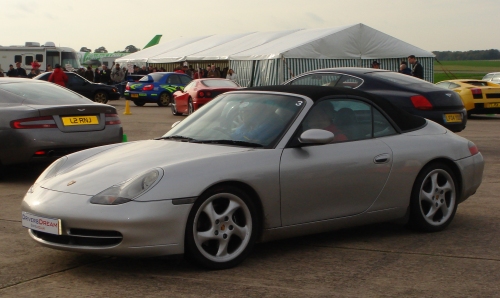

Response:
(21, 187), (193, 257)
(456, 152), (484, 203)
(124, 91), (157, 102)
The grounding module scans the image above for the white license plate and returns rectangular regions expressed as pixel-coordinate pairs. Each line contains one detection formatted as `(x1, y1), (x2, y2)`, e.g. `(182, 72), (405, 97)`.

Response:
(22, 212), (61, 235)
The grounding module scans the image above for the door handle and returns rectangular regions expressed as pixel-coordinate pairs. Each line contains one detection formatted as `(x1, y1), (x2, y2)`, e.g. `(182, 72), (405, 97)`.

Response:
(374, 153), (390, 164)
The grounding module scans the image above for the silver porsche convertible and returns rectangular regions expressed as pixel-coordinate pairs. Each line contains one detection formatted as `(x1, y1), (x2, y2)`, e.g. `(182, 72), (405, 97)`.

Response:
(21, 86), (484, 269)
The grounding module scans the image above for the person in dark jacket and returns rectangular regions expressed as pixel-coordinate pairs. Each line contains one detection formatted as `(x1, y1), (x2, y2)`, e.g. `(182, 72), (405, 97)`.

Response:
(408, 55), (424, 79)
(84, 66), (94, 82)
(15, 62), (27, 77)
(6, 64), (17, 77)
(100, 65), (111, 84)
(48, 64), (68, 87)
(94, 68), (101, 83)
(399, 61), (412, 75)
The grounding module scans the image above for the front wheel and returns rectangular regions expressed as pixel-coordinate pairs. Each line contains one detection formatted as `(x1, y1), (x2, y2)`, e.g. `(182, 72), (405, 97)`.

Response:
(171, 100), (182, 116)
(94, 91), (108, 104)
(188, 98), (194, 115)
(185, 186), (260, 270)
(158, 93), (171, 107)
(408, 163), (458, 232)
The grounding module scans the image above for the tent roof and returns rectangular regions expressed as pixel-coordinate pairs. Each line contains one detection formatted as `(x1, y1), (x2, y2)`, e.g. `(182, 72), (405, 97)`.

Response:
(116, 23), (434, 64)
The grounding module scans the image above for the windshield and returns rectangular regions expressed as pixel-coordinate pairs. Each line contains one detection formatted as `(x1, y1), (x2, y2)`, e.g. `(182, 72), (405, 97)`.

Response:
(61, 51), (81, 69)
(202, 79), (239, 88)
(162, 93), (305, 148)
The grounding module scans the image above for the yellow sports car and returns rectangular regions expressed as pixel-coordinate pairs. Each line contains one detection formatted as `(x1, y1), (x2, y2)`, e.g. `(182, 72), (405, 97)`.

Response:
(435, 80), (500, 117)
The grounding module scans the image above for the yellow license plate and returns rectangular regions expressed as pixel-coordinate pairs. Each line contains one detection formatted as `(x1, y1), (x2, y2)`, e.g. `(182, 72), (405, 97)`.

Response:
(62, 116), (99, 126)
(445, 113), (462, 123)
(131, 94), (139, 98)
(485, 102), (500, 108)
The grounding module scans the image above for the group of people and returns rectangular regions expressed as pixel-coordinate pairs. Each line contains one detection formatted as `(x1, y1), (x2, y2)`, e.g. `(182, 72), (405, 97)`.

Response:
(371, 55), (424, 79)
(127, 63), (238, 82)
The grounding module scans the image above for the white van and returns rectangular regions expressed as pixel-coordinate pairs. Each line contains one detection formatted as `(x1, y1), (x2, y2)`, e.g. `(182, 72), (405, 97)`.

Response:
(0, 41), (81, 73)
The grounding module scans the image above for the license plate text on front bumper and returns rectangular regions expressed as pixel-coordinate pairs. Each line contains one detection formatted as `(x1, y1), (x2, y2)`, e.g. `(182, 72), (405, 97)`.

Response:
(22, 212), (61, 235)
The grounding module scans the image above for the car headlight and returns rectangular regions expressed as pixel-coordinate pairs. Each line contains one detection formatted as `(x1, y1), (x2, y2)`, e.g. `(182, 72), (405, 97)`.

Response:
(90, 169), (163, 205)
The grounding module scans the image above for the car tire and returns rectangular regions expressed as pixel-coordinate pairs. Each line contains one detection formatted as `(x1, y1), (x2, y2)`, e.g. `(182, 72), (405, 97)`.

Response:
(188, 98), (194, 115)
(408, 162), (458, 232)
(94, 91), (108, 104)
(185, 186), (260, 270)
(158, 93), (171, 107)
(133, 101), (145, 107)
(171, 100), (182, 116)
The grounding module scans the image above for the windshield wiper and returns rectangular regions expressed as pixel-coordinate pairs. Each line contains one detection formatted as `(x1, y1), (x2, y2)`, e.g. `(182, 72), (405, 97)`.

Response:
(192, 139), (264, 147)
(155, 135), (197, 142)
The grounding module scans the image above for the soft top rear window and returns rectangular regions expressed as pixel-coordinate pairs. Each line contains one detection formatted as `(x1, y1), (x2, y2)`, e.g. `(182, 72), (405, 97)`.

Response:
(202, 80), (239, 88)
(0, 81), (92, 105)
(369, 72), (431, 85)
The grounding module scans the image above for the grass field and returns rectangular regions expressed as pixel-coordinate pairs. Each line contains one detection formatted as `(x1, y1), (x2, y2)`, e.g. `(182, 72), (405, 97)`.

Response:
(434, 60), (500, 82)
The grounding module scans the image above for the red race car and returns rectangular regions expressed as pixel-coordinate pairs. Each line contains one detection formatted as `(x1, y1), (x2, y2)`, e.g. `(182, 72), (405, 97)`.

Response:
(171, 78), (241, 115)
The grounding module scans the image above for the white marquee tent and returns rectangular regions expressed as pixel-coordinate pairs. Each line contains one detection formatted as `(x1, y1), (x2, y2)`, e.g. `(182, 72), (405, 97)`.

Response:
(116, 23), (435, 85)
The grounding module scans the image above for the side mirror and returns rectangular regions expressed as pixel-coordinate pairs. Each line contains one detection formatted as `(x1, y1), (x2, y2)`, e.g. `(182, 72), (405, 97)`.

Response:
(171, 120), (181, 128)
(299, 129), (334, 144)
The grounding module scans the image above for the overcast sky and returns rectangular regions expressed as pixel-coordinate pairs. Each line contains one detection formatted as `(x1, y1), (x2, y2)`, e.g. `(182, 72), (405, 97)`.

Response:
(2, 0), (499, 53)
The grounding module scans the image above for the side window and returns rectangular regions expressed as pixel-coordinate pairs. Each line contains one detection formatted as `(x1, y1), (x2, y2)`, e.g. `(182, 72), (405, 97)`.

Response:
(68, 74), (84, 85)
(301, 99), (373, 143)
(334, 75), (363, 89)
(25, 56), (34, 66)
(288, 73), (342, 87)
(36, 54), (44, 62)
(167, 75), (181, 85)
(179, 75), (192, 85)
(14, 55), (22, 63)
(373, 108), (396, 137)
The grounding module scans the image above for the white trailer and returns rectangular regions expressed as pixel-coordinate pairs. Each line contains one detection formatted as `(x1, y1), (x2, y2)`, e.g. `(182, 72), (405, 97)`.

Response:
(0, 41), (81, 72)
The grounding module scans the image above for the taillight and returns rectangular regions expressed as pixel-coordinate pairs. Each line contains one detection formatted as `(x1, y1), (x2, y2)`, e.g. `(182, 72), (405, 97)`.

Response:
(198, 91), (211, 98)
(471, 88), (482, 99)
(468, 141), (479, 156)
(125, 84), (130, 90)
(10, 116), (57, 129)
(410, 95), (433, 110)
(142, 84), (153, 91)
(105, 114), (121, 125)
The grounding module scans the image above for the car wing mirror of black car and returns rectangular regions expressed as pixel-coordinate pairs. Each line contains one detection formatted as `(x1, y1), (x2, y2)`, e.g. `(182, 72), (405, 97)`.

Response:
(298, 129), (334, 145)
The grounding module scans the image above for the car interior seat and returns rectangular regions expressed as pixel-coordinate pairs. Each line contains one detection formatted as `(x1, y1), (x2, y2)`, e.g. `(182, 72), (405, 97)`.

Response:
(334, 108), (359, 140)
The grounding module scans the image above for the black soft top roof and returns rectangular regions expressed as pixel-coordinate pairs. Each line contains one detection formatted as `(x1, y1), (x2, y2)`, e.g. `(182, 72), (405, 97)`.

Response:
(244, 85), (426, 132)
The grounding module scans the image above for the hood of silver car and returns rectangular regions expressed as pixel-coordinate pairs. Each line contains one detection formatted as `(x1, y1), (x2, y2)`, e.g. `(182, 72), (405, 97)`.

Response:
(38, 140), (252, 195)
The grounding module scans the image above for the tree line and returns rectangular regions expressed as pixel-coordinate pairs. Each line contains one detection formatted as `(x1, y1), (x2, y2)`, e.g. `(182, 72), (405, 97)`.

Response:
(432, 49), (500, 61)
(79, 45), (140, 53)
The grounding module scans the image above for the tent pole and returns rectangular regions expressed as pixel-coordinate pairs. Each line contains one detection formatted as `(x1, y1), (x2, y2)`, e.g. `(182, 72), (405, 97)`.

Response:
(249, 60), (256, 87)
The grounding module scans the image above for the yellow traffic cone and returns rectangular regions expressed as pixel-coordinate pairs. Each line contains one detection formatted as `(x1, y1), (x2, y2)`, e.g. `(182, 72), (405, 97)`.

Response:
(123, 100), (132, 115)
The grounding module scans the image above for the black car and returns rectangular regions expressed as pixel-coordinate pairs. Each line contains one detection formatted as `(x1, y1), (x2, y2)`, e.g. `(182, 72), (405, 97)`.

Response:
(283, 68), (467, 132)
(34, 72), (121, 104)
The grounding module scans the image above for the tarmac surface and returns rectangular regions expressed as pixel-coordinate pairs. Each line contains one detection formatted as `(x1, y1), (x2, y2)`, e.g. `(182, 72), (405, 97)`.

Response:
(1, 99), (499, 297)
